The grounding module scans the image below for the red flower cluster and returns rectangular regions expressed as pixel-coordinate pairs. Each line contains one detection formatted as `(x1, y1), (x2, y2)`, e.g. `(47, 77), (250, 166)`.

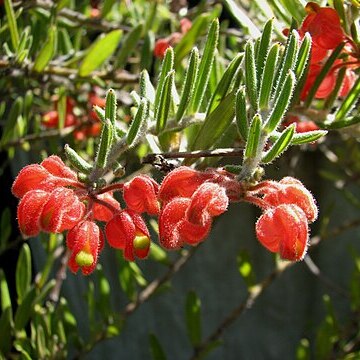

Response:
(154, 18), (192, 58)
(293, 2), (359, 100)
(42, 91), (105, 140)
(246, 177), (317, 261)
(283, 115), (319, 133)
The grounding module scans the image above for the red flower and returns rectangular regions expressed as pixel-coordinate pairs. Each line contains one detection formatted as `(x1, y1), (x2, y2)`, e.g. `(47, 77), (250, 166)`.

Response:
(92, 192), (121, 222)
(40, 187), (85, 233)
(154, 39), (171, 59)
(123, 175), (160, 215)
(256, 204), (309, 261)
(180, 18), (192, 34)
(67, 221), (104, 275)
(159, 182), (228, 249)
(284, 116), (320, 133)
(41, 155), (77, 180)
(105, 210), (151, 261)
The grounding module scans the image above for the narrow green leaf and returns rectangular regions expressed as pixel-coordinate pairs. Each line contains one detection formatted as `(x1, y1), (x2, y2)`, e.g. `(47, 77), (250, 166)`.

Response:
(305, 42), (345, 107)
(237, 250), (256, 287)
(294, 33), (311, 81)
(175, 47), (200, 122)
(16, 243), (31, 304)
(264, 71), (295, 133)
(15, 26), (31, 63)
(79, 29), (122, 76)
(149, 243), (169, 265)
(273, 30), (299, 98)
(4, 0), (19, 51)
(156, 71), (175, 133)
(223, 0), (261, 38)
(115, 23), (143, 68)
(14, 287), (36, 331)
(235, 86), (248, 140)
(95, 118), (114, 169)
(290, 130), (327, 145)
(140, 31), (155, 70)
(256, 18), (273, 85)
(0, 208), (11, 250)
(174, 13), (212, 66)
(244, 40), (258, 112)
(262, 123), (295, 163)
(140, 70), (156, 105)
(190, 18), (219, 113)
(149, 333), (167, 360)
(101, 0), (117, 17)
(324, 67), (347, 110)
(127, 98), (149, 146)
(0, 270), (11, 313)
(334, 76), (360, 121)
(333, 0), (348, 32)
(105, 89), (117, 126)
(207, 53), (243, 115)
(58, 28), (73, 54)
(185, 291), (202, 347)
(323, 115), (360, 129)
(36, 325), (47, 359)
(64, 144), (92, 174)
(33, 26), (57, 72)
(245, 113), (262, 159)
(259, 43), (280, 110)
(0, 97), (23, 146)
(0, 308), (12, 355)
(191, 92), (235, 150)
(155, 47), (174, 116)
(94, 105), (106, 122)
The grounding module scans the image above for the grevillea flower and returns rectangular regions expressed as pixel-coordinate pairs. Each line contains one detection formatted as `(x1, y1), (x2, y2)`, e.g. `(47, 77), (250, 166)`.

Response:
(283, 116), (319, 133)
(256, 204), (309, 261)
(92, 192), (121, 222)
(154, 39), (172, 59)
(263, 177), (318, 222)
(123, 175), (160, 215)
(105, 210), (151, 261)
(67, 221), (104, 275)
(159, 182), (228, 249)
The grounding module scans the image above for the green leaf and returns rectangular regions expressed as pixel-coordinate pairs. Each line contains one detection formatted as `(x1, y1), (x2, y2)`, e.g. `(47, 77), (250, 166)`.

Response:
(191, 92), (235, 150)
(273, 30), (299, 98)
(140, 31), (155, 70)
(174, 13), (213, 66)
(118, 257), (136, 301)
(149, 333), (167, 360)
(175, 48), (200, 122)
(1, 97), (23, 146)
(36, 325), (47, 359)
(259, 43), (280, 110)
(33, 26), (57, 72)
(207, 53), (243, 115)
(4, 0), (19, 51)
(237, 250), (256, 287)
(155, 47), (174, 116)
(223, 0), (261, 38)
(64, 144), (92, 174)
(16, 243), (32, 304)
(304, 42), (345, 107)
(185, 291), (202, 347)
(115, 23), (143, 69)
(289, 130), (327, 145)
(324, 67), (347, 110)
(101, 0), (117, 17)
(256, 18), (273, 85)
(334, 76), (360, 121)
(244, 40), (258, 112)
(294, 33), (311, 81)
(190, 18), (219, 113)
(0, 270), (11, 314)
(140, 70), (156, 105)
(244, 113), (262, 159)
(79, 29), (123, 76)
(156, 71), (175, 134)
(14, 287), (36, 331)
(235, 86), (248, 141)
(95, 118), (113, 169)
(0, 308), (12, 356)
(105, 88), (117, 126)
(149, 243), (169, 265)
(127, 98), (149, 146)
(0, 208), (11, 250)
(264, 71), (295, 133)
(262, 123), (295, 163)
(323, 115), (360, 129)
(333, 0), (348, 32)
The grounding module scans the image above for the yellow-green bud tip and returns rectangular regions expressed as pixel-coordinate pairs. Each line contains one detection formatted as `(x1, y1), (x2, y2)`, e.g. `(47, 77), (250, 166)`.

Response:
(75, 251), (94, 267)
(133, 235), (150, 250)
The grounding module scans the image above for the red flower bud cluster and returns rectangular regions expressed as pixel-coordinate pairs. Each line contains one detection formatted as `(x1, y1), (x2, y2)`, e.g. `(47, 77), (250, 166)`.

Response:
(246, 177), (317, 261)
(154, 18), (192, 58)
(289, 2), (359, 100)
(41, 90), (106, 140)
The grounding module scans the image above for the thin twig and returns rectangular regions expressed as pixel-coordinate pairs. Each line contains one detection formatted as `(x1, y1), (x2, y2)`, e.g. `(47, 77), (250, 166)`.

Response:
(122, 247), (198, 317)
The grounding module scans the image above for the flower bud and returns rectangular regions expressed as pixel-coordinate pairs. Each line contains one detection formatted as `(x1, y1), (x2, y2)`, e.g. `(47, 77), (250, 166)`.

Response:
(123, 175), (160, 215)
(256, 204), (309, 261)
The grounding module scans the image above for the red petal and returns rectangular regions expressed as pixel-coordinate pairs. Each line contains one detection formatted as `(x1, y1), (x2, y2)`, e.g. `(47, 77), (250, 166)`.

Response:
(92, 192), (120, 222)
(105, 211), (135, 249)
(41, 155), (77, 180)
(17, 190), (50, 237)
